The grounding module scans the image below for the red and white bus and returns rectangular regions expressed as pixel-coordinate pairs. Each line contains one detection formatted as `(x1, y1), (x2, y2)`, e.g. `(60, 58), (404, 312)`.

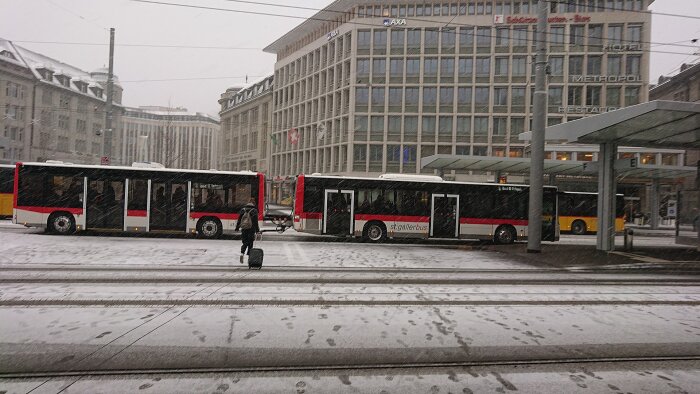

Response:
(13, 162), (264, 238)
(293, 173), (559, 244)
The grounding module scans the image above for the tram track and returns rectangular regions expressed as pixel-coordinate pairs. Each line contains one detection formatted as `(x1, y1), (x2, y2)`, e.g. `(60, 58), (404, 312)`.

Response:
(3, 355), (699, 380)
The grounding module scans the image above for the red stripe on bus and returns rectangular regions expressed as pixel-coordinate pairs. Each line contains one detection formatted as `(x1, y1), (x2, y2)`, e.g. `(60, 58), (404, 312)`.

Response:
(460, 218), (528, 226)
(16, 206), (83, 215)
(294, 174), (305, 221)
(301, 212), (322, 219)
(257, 173), (265, 220)
(126, 210), (147, 217)
(190, 212), (240, 220)
(355, 214), (430, 222)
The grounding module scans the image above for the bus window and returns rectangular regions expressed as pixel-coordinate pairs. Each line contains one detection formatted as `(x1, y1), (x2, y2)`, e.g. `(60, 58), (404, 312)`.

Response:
(0, 168), (13, 193)
(303, 184), (323, 213)
(228, 183), (252, 212)
(191, 183), (226, 212)
(396, 190), (428, 216)
(49, 175), (82, 208)
(128, 179), (147, 211)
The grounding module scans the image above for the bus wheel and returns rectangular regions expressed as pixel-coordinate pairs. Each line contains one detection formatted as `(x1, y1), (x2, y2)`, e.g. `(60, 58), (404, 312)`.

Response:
(197, 217), (222, 239)
(494, 225), (516, 245)
(48, 212), (76, 235)
(363, 221), (387, 243)
(571, 220), (587, 235)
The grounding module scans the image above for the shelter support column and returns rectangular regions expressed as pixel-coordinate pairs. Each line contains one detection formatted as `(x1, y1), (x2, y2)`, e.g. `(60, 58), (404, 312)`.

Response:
(650, 178), (660, 230)
(597, 142), (617, 252)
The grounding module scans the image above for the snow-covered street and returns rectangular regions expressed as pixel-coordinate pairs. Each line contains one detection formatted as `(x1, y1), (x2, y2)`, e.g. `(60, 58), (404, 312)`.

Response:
(0, 226), (699, 393)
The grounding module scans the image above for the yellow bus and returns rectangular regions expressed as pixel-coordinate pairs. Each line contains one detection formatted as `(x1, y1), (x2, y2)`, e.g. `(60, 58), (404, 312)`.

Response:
(0, 164), (14, 218)
(559, 192), (625, 235)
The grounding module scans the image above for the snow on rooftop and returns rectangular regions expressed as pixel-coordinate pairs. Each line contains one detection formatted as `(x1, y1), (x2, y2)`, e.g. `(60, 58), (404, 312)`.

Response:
(0, 37), (120, 102)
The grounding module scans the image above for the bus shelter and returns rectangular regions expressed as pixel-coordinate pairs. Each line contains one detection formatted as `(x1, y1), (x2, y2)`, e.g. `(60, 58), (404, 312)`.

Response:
(519, 100), (700, 251)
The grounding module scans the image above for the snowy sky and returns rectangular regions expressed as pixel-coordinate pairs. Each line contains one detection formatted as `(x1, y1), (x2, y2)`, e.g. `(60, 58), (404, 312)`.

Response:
(1, 0), (698, 116)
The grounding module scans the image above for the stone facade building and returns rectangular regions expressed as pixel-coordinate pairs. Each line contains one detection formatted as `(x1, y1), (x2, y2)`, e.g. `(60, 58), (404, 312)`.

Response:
(218, 76), (273, 173)
(121, 106), (220, 170)
(263, 0), (656, 181)
(0, 38), (123, 164)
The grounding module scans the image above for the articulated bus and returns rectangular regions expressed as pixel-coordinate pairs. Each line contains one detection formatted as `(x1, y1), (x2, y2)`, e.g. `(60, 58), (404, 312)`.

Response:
(0, 164), (13, 218)
(13, 162), (264, 238)
(559, 191), (626, 235)
(293, 173), (559, 244)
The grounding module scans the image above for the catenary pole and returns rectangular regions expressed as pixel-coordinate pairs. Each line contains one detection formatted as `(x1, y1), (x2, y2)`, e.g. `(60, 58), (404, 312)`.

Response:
(527, 0), (548, 253)
(105, 28), (115, 162)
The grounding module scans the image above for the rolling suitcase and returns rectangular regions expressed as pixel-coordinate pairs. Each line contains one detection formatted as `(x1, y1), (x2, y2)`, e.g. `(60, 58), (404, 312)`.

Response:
(248, 248), (264, 269)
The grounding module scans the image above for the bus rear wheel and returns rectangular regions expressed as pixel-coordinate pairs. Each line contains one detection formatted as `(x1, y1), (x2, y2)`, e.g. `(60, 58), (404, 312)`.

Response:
(494, 225), (516, 245)
(363, 221), (387, 243)
(197, 217), (223, 239)
(48, 212), (76, 235)
(571, 220), (587, 235)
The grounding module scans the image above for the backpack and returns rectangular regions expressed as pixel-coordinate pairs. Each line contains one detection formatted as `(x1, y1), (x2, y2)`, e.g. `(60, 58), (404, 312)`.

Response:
(240, 208), (253, 230)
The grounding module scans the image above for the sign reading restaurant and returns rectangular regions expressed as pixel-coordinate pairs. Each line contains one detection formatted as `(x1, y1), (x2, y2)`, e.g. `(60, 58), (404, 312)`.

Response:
(495, 14), (591, 24)
(558, 106), (619, 114)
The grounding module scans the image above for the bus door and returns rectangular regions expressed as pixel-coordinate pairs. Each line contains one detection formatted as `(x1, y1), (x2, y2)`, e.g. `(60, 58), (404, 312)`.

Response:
(323, 189), (353, 235)
(431, 194), (459, 238)
(150, 181), (188, 231)
(86, 179), (125, 230)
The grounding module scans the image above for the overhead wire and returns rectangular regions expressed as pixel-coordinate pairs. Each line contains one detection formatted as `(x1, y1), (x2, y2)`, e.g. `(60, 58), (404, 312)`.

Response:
(126, 0), (700, 55)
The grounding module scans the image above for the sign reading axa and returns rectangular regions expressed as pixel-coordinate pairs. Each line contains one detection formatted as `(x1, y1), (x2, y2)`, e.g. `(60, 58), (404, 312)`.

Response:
(383, 18), (407, 27)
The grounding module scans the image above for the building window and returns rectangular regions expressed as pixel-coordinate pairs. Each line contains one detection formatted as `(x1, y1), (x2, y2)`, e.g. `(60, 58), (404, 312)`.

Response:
(373, 29), (387, 50)
(441, 28), (456, 51)
(405, 87), (420, 106)
(358, 30), (371, 49)
(586, 86), (601, 106)
(556, 152), (571, 161)
(496, 28), (509, 47)
(474, 87), (490, 107)
(407, 30), (421, 49)
(640, 153), (656, 165)
(457, 87), (472, 106)
(355, 87), (369, 105)
(495, 57), (509, 76)
(606, 87), (621, 107)
(474, 117), (489, 135)
(494, 87), (508, 106)
(371, 87), (385, 108)
(550, 26), (565, 46)
(438, 116), (453, 138)
(458, 58), (473, 77)
(511, 87), (526, 106)
(607, 55), (622, 75)
(570, 25), (585, 46)
(512, 57), (527, 76)
(390, 58), (403, 78)
(548, 86), (563, 106)
(511, 117), (525, 135)
(626, 55), (641, 76)
(476, 27), (491, 47)
(439, 87), (454, 107)
(423, 87), (437, 107)
(440, 58), (455, 79)
(475, 57), (490, 76)
(627, 25), (642, 46)
(587, 55), (602, 75)
(569, 56), (584, 75)
(549, 56), (564, 76)
(460, 27), (474, 50)
(493, 117), (507, 136)
(406, 58), (421, 77)
(568, 86), (583, 106)
(421, 116), (436, 140)
(372, 58), (386, 77)
(424, 57), (438, 77)
(511, 27), (527, 47)
(588, 24), (603, 46)
(425, 29), (439, 49)
(608, 24), (623, 45)
(625, 86), (640, 106)
(456, 116), (471, 137)
(357, 59), (370, 77)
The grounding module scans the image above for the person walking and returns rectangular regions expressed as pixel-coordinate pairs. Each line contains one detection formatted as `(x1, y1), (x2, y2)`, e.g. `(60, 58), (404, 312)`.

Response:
(235, 199), (260, 263)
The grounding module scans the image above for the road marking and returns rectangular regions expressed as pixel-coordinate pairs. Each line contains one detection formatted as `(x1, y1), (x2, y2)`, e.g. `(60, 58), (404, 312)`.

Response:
(610, 251), (670, 264)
